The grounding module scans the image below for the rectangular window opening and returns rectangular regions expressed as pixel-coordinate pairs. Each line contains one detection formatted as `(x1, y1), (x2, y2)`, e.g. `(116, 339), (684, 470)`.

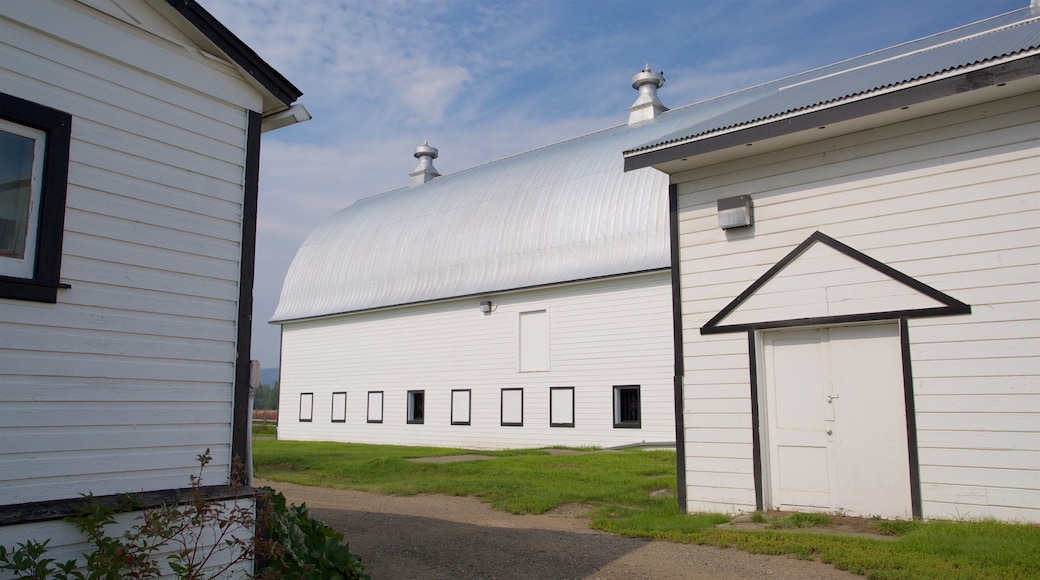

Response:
(299, 392), (314, 422)
(451, 389), (471, 425)
(0, 93), (72, 303)
(613, 385), (641, 428)
(501, 387), (524, 426)
(331, 392), (347, 423)
(367, 391), (384, 423)
(407, 390), (425, 424)
(549, 386), (575, 428)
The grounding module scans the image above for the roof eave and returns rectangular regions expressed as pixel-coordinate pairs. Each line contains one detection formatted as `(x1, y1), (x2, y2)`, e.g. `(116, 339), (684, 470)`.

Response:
(163, 0), (303, 110)
(623, 53), (1040, 173)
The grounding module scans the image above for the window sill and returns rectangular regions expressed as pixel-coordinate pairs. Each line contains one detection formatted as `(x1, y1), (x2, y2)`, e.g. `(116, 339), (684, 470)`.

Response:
(0, 275), (70, 303)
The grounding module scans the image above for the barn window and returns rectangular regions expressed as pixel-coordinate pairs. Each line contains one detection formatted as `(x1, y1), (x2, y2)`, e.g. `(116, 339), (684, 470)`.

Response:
(549, 386), (575, 427)
(0, 93), (71, 303)
(407, 390), (425, 424)
(451, 389), (471, 425)
(613, 385), (641, 428)
(331, 392), (346, 423)
(367, 391), (384, 423)
(299, 392), (313, 422)
(501, 388), (523, 426)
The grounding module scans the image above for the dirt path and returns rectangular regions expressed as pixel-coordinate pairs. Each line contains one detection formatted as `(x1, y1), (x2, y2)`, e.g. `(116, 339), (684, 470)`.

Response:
(259, 480), (861, 579)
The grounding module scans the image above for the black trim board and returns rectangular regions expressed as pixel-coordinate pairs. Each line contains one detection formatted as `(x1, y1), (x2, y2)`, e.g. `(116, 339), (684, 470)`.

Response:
(164, 0), (302, 107)
(901, 318), (924, 519)
(668, 184), (688, 508)
(625, 55), (1040, 171)
(747, 330), (764, 512)
(0, 93), (72, 303)
(230, 111), (261, 484)
(0, 485), (254, 527)
(701, 231), (971, 335)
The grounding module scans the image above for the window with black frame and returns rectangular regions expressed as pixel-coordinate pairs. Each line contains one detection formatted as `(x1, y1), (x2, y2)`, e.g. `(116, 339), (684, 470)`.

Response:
(407, 390), (425, 424)
(613, 385), (641, 428)
(0, 93), (71, 303)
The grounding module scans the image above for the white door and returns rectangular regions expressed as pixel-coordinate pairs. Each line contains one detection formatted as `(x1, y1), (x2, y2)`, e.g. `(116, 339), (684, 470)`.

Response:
(760, 323), (912, 518)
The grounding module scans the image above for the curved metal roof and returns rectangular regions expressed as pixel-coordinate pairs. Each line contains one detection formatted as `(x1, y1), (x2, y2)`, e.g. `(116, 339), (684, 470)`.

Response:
(274, 8), (1040, 324)
(271, 119), (690, 323)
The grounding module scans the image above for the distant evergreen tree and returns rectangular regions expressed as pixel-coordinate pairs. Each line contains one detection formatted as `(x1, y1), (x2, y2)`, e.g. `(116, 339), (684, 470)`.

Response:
(253, 381), (279, 410)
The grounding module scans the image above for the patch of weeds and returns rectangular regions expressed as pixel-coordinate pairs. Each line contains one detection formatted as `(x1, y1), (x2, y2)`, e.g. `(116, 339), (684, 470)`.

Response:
(749, 511), (766, 523)
(768, 512), (832, 529)
(876, 519), (920, 536)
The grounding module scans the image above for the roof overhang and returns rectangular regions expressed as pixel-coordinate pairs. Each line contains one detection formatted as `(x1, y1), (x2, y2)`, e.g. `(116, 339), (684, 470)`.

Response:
(624, 53), (1040, 175)
(160, 0), (304, 115)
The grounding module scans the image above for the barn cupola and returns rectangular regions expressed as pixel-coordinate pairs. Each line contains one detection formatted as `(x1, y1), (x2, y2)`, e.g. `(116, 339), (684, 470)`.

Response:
(409, 140), (441, 186)
(628, 65), (667, 125)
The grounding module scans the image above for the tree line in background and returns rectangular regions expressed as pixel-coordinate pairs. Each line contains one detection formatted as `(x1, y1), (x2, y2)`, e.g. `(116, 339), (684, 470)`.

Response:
(254, 381), (279, 410)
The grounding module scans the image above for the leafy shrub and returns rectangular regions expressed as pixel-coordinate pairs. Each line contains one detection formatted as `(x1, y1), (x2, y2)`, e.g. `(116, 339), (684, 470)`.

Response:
(0, 451), (367, 579)
(254, 490), (368, 579)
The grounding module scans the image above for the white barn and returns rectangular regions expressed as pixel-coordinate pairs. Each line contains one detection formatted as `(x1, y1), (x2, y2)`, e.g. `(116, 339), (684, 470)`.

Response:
(272, 69), (695, 450)
(624, 7), (1040, 521)
(0, 0), (306, 571)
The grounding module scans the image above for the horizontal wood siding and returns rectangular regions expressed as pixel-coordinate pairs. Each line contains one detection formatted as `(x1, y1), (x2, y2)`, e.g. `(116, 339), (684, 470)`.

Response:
(674, 91), (1039, 521)
(0, 500), (253, 578)
(278, 272), (675, 449)
(0, 1), (260, 505)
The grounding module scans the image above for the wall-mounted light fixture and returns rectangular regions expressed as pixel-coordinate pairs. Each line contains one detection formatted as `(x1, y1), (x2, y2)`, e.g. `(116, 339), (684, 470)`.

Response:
(480, 300), (493, 313)
(717, 195), (754, 230)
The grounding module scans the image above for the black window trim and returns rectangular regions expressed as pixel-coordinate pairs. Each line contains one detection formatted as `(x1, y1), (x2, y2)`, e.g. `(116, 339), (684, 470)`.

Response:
(451, 388), (472, 426)
(500, 387), (524, 427)
(549, 386), (575, 428)
(0, 92), (72, 303)
(331, 391), (347, 423)
(613, 384), (641, 429)
(367, 390), (384, 424)
(407, 389), (425, 424)
(298, 392), (313, 422)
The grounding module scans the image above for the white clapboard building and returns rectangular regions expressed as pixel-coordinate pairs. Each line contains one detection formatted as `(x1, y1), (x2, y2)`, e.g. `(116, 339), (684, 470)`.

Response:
(0, 0), (307, 571)
(272, 69), (698, 450)
(624, 6), (1040, 521)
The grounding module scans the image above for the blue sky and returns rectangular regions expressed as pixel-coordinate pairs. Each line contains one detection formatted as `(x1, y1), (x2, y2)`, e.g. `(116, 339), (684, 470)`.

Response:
(203, 0), (1027, 368)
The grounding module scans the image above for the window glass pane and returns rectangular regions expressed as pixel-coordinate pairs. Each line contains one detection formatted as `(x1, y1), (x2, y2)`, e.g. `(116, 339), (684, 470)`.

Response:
(451, 389), (471, 425)
(408, 390), (425, 423)
(367, 391), (384, 423)
(613, 385), (641, 428)
(331, 392), (347, 422)
(0, 128), (38, 261)
(501, 388), (523, 426)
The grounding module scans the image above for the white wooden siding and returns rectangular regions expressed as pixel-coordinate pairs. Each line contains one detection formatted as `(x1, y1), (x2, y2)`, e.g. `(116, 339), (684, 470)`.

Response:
(674, 91), (1039, 521)
(278, 272), (675, 449)
(0, 0), (257, 506)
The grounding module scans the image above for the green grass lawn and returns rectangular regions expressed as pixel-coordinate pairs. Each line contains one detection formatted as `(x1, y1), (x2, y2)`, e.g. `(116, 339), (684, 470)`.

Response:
(253, 440), (1040, 579)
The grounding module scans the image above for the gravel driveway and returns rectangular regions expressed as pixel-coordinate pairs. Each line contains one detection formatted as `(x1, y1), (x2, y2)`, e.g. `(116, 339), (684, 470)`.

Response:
(259, 480), (860, 579)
